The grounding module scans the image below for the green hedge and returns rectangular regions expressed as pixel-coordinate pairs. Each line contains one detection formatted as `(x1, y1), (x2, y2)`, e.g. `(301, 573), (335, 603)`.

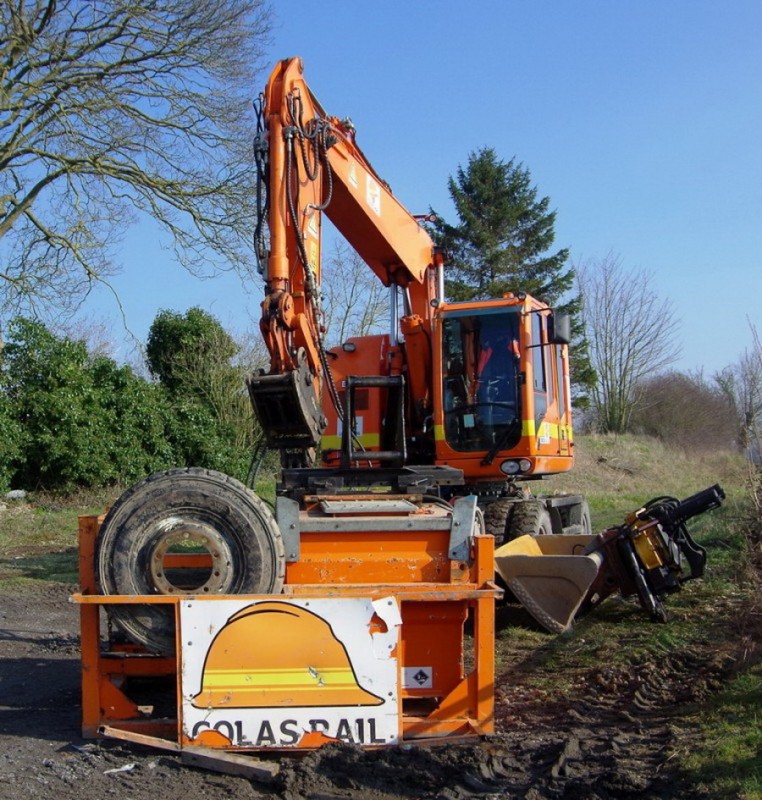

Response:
(0, 317), (255, 492)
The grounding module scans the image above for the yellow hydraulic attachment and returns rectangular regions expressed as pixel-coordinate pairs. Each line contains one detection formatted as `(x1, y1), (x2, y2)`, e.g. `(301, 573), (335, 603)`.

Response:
(494, 485), (725, 633)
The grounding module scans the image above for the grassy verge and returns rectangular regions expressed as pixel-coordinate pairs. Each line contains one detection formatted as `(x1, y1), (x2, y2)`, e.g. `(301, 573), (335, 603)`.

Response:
(0, 471), (279, 588)
(682, 486), (762, 800)
(545, 432), (747, 529)
(511, 437), (760, 799)
(682, 661), (762, 798)
(0, 487), (118, 586)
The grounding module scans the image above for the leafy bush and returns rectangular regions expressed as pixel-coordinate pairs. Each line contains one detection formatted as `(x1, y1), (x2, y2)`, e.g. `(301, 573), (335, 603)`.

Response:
(1, 315), (256, 490)
(89, 356), (176, 483)
(3, 319), (111, 489)
(0, 383), (22, 491)
(162, 398), (250, 481)
(147, 307), (257, 481)
(2, 319), (175, 489)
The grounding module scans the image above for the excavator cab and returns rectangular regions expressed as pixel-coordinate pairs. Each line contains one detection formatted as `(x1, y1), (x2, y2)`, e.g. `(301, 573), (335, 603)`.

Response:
(432, 296), (574, 483)
(440, 309), (522, 455)
(318, 294), (575, 489)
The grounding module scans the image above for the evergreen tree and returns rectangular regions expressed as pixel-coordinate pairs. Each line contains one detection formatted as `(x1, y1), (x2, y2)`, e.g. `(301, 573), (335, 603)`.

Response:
(431, 147), (596, 404)
(146, 308), (257, 478)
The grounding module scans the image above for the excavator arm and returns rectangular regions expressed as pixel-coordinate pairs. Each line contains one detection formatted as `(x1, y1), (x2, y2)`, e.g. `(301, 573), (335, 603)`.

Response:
(249, 57), (441, 464)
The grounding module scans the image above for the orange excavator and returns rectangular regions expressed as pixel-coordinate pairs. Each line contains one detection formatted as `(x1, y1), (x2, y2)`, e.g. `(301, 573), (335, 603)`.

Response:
(248, 57), (580, 533)
(81, 57), (724, 753)
(244, 56), (723, 631)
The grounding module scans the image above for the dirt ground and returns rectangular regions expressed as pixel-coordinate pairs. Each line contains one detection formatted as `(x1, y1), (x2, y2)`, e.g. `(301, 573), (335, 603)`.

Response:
(1, 581), (746, 800)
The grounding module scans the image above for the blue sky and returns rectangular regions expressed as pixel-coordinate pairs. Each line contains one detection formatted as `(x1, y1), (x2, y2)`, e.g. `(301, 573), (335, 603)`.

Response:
(88, 0), (762, 376)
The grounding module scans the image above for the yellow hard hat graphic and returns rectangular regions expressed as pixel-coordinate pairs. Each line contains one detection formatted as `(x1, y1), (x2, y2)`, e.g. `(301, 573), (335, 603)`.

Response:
(191, 601), (384, 709)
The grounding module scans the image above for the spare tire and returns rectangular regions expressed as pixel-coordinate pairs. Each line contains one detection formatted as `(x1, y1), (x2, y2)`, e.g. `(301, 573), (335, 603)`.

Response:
(96, 468), (285, 655)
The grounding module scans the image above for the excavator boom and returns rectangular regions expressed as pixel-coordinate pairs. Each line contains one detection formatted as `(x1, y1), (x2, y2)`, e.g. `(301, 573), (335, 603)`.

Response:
(249, 57), (441, 464)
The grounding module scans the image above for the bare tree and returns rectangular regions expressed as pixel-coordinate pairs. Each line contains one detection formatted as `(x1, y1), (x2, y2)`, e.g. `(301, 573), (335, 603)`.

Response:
(716, 322), (762, 541)
(321, 238), (390, 349)
(577, 252), (681, 433)
(56, 316), (117, 358)
(715, 321), (762, 462)
(628, 369), (737, 452)
(0, 0), (271, 316)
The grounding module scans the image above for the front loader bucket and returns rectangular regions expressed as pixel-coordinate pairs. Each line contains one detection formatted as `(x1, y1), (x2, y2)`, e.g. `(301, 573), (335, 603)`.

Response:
(494, 535), (603, 634)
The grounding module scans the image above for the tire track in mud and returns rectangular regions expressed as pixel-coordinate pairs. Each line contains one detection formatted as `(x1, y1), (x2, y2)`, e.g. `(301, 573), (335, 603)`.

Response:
(485, 644), (736, 799)
(277, 645), (735, 800)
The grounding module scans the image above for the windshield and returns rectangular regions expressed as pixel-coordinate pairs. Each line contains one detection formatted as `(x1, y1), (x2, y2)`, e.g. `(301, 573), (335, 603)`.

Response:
(441, 311), (521, 453)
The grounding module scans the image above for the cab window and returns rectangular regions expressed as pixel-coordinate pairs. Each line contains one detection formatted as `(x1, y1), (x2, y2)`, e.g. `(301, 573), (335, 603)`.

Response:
(532, 313), (547, 420)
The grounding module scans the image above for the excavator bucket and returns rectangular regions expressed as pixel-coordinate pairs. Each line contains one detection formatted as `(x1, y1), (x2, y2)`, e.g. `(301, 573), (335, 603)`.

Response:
(494, 535), (603, 633)
(495, 485), (725, 634)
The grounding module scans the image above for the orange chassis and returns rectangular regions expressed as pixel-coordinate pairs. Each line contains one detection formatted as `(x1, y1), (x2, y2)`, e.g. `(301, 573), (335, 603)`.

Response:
(73, 496), (499, 752)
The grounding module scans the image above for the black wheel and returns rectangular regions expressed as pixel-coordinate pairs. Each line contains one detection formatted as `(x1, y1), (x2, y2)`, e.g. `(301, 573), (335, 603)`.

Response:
(483, 498), (519, 602)
(578, 500), (593, 534)
(96, 468), (285, 655)
(507, 500), (553, 538)
(483, 498), (517, 544)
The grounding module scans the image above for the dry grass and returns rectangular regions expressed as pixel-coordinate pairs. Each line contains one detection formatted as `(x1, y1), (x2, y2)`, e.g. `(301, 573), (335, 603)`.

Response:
(544, 433), (747, 529)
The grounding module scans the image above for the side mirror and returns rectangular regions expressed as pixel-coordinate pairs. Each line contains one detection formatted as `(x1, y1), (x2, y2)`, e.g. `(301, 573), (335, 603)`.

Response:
(549, 312), (571, 345)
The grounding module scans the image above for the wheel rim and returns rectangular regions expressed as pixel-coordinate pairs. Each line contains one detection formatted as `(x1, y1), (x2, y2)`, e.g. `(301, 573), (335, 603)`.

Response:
(148, 519), (236, 595)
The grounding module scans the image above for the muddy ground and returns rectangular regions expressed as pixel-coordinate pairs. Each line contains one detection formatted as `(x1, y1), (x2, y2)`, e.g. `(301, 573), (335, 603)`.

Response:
(2, 582), (747, 800)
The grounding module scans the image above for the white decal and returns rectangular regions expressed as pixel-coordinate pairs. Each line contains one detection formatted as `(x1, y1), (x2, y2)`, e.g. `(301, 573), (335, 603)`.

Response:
(307, 214), (319, 239)
(366, 175), (381, 216)
(180, 597), (400, 748)
(337, 417), (364, 437)
(403, 666), (433, 690)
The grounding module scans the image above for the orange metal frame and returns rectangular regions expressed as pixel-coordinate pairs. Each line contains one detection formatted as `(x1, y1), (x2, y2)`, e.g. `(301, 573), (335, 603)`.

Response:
(74, 510), (498, 749)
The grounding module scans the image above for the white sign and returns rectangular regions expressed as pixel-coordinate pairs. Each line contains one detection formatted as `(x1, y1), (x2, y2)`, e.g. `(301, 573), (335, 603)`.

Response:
(180, 596), (400, 749)
(337, 416), (364, 437)
(403, 666), (433, 690)
(366, 174), (381, 216)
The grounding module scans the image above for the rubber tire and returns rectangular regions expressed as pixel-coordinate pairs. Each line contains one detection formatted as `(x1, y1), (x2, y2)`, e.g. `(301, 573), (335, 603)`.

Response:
(582, 501), (592, 535)
(574, 499), (592, 535)
(483, 498), (517, 545)
(96, 468), (285, 655)
(507, 500), (554, 538)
